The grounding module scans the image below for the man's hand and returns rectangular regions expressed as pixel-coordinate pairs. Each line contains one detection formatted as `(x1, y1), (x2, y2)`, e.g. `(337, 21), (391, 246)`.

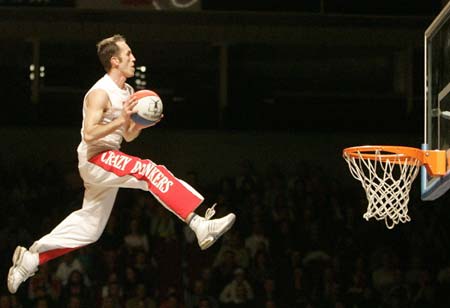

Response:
(120, 95), (139, 123)
(124, 112), (164, 142)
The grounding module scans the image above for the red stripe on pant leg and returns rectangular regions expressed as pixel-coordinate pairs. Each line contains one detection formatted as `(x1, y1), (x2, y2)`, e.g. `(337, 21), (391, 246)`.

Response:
(89, 150), (203, 220)
(39, 247), (78, 265)
(145, 164), (203, 219)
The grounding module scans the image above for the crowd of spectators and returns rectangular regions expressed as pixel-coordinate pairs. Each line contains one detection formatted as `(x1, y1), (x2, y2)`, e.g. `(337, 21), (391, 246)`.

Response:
(1, 157), (450, 308)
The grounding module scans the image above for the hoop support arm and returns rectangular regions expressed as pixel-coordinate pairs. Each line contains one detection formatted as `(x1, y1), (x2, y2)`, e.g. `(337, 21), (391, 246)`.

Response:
(420, 149), (446, 176)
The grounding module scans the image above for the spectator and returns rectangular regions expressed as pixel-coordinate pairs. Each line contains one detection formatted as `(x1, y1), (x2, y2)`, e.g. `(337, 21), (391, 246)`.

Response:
(101, 272), (123, 300)
(102, 281), (124, 308)
(124, 219), (150, 253)
(253, 278), (280, 307)
(244, 222), (270, 259)
(149, 206), (177, 243)
(0, 294), (12, 308)
(98, 214), (123, 251)
(55, 253), (90, 287)
(60, 270), (93, 307)
(123, 266), (139, 300)
(248, 249), (273, 292)
(133, 250), (159, 293)
(66, 295), (82, 308)
(371, 252), (402, 297)
(159, 288), (183, 308)
(213, 230), (250, 270)
(184, 279), (218, 308)
(219, 268), (254, 307)
(411, 280), (436, 308)
(270, 219), (297, 260)
(125, 283), (157, 308)
(210, 250), (240, 297)
(234, 159), (259, 197)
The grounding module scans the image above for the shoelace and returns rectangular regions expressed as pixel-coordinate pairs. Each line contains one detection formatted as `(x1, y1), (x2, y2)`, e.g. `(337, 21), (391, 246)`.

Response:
(204, 203), (217, 220)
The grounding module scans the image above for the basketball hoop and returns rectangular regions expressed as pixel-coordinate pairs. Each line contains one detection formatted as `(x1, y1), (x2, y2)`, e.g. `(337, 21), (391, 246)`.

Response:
(342, 146), (446, 229)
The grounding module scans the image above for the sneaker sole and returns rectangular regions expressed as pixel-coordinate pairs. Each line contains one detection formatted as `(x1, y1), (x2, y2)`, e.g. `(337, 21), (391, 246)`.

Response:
(200, 214), (236, 250)
(7, 246), (26, 294)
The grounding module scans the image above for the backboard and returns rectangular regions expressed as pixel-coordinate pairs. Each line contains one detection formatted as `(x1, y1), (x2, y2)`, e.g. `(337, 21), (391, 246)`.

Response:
(422, 1), (450, 200)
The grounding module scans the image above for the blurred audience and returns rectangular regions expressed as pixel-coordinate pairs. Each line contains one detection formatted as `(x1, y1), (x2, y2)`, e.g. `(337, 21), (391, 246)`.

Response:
(2, 158), (450, 308)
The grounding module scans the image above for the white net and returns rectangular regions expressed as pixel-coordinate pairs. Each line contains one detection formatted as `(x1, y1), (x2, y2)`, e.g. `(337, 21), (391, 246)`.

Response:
(343, 150), (421, 229)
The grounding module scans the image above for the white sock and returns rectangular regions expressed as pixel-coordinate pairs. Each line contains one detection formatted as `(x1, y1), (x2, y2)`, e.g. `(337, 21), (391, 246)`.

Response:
(24, 250), (39, 271)
(31, 252), (39, 267)
(188, 214), (203, 231)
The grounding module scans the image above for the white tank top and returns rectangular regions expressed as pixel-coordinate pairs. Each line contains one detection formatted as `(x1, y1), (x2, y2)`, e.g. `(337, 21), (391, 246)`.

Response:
(77, 74), (134, 163)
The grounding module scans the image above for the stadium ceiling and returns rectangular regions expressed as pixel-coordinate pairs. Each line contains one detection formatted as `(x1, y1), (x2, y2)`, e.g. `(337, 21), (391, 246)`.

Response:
(0, 7), (432, 48)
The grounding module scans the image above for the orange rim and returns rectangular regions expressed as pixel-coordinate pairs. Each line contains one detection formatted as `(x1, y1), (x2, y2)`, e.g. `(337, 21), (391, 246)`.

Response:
(343, 145), (447, 176)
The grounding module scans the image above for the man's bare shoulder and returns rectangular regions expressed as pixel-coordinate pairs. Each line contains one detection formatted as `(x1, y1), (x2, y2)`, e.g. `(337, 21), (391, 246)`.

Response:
(86, 89), (110, 109)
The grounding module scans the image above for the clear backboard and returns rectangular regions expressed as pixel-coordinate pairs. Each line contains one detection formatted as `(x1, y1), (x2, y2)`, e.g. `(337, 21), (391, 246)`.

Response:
(422, 1), (450, 200)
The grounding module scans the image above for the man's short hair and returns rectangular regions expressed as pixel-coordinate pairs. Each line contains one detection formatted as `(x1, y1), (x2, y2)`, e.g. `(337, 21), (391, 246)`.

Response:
(96, 34), (126, 72)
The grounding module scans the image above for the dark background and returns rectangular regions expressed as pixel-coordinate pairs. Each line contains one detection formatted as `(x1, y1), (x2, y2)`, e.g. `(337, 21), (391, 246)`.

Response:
(0, 0), (444, 134)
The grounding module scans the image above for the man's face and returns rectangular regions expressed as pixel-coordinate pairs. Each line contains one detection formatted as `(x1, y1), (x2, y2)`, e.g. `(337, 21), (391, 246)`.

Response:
(114, 41), (136, 78)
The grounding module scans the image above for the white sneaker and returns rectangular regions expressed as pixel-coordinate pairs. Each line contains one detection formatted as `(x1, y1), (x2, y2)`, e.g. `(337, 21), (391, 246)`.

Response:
(190, 204), (236, 250)
(7, 246), (39, 294)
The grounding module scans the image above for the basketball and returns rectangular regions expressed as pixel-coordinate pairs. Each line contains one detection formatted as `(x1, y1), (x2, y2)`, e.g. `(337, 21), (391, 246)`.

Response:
(131, 90), (163, 125)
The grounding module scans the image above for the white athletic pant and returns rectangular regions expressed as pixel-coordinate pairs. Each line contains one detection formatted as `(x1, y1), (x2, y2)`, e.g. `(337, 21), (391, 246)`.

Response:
(30, 150), (204, 263)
